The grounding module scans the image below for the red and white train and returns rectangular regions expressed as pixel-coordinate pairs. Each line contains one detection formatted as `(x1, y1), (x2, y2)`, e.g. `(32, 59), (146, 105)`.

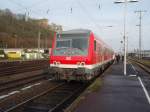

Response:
(49, 29), (114, 81)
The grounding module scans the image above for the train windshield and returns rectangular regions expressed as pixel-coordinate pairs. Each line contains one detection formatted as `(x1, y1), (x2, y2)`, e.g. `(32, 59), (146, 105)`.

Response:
(53, 34), (89, 56)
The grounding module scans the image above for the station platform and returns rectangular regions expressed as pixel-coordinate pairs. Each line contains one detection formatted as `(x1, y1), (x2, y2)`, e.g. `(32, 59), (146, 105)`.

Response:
(75, 62), (150, 112)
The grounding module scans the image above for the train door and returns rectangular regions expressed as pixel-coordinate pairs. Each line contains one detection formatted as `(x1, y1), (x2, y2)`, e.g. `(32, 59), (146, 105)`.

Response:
(93, 40), (97, 64)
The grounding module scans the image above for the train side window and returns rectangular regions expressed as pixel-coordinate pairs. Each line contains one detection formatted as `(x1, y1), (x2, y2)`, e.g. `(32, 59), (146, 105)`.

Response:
(99, 47), (101, 54)
(94, 40), (96, 51)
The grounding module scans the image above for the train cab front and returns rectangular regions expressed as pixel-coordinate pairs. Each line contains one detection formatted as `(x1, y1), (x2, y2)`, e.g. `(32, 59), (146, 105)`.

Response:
(50, 55), (91, 81)
(49, 30), (92, 81)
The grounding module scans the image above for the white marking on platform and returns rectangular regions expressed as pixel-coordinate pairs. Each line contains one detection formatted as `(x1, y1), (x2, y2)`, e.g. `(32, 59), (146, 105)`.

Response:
(129, 62), (150, 104)
(0, 95), (9, 100)
(128, 74), (137, 77)
(130, 63), (138, 74)
(130, 63), (136, 72)
(138, 76), (150, 104)
(8, 91), (20, 95)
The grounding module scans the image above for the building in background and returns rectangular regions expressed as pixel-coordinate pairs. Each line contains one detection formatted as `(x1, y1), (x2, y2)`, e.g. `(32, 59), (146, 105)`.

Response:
(128, 50), (150, 60)
(37, 19), (49, 28)
(50, 23), (63, 32)
(141, 50), (150, 59)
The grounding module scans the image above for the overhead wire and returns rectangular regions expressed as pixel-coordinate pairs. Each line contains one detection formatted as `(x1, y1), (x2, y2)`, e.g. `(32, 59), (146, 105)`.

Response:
(3, 0), (53, 38)
(27, 0), (51, 9)
(7, 0), (43, 16)
(6, 0), (103, 32)
(76, 0), (102, 31)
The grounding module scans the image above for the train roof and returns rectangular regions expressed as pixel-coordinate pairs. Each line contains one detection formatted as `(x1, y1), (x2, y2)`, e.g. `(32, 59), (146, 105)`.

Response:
(57, 29), (114, 52)
(94, 34), (114, 52)
(59, 29), (91, 35)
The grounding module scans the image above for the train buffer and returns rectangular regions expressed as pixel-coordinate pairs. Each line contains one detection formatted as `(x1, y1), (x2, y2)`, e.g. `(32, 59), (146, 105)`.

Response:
(74, 62), (150, 112)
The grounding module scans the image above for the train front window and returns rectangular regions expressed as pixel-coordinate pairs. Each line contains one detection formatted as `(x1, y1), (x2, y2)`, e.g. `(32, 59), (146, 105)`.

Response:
(53, 34), (89, 56)
(56, 39), (71, 48)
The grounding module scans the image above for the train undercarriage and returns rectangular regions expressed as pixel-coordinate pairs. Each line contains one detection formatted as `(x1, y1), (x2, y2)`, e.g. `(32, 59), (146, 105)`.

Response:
(49, 60), (113, 81)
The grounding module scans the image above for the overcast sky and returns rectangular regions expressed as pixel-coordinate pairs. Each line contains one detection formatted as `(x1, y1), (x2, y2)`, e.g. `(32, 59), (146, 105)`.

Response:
(0, 0), (149, 52)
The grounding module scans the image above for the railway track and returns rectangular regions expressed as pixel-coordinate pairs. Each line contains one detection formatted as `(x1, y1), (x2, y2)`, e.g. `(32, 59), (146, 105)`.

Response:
(0, 65), (47, 77)
(129, 59), (150, 105)
(0, 59), (48, 66)
(0, 72), (48, 93)
(0, 59), (49, 100)
(0, 81), (88, 112)
(0, 60), (48, 77)
(0, 60), (112, 112)
(129, 58), (150, 74)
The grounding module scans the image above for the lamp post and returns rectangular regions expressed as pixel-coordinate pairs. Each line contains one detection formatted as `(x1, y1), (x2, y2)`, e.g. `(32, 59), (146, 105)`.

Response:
(114, 0), (138, 76)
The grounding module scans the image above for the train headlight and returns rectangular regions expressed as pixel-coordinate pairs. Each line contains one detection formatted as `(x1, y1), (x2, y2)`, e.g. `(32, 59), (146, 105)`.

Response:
(53, 61), (60, 66)
(80, 62), (85, 66)
(56, 62), (60, 65)
(77, 62), (85, 67)
(54, 61), (57, 65)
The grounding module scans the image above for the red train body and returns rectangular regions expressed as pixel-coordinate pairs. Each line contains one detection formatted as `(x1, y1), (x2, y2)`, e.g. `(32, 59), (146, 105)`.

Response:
(49, 29), (114, 80)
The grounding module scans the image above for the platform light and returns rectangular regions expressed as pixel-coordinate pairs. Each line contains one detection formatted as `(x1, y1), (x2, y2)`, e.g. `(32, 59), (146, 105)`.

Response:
(114, 0), (138, 75)
(114, 0), (138, 3)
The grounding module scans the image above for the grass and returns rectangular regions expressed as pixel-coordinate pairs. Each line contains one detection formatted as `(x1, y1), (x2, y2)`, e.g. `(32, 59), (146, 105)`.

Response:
(140, 59), (150, 67)
(87, 77), (102, 92)
(129, 57), (150, 68)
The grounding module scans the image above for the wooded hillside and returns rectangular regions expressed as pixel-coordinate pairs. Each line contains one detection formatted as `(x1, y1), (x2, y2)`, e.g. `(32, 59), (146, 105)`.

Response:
(0, 9), (62, 48)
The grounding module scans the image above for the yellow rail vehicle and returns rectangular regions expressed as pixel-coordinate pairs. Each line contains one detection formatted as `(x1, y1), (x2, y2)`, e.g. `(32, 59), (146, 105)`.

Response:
(7, 51), (22, 59)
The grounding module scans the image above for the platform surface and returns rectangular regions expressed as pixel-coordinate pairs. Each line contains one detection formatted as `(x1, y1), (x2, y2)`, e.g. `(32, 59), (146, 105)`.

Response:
(75, 62), (150, 112)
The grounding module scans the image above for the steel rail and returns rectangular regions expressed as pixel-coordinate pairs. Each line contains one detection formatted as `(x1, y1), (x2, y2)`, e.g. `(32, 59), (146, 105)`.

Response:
(3, 83), (65, 112)
(49, 83), (87, 112)
(129, 58), (150, 74)
(0, 73), (47, 92)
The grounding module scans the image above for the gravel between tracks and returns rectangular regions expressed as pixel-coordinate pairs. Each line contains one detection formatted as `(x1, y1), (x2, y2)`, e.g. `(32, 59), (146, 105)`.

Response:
(0, 80), (60, 111)
(0, 70), (44, 84)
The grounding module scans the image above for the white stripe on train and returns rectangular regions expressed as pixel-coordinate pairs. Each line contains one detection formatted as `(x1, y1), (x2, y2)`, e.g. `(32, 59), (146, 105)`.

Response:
(50, 59), (113, 70)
